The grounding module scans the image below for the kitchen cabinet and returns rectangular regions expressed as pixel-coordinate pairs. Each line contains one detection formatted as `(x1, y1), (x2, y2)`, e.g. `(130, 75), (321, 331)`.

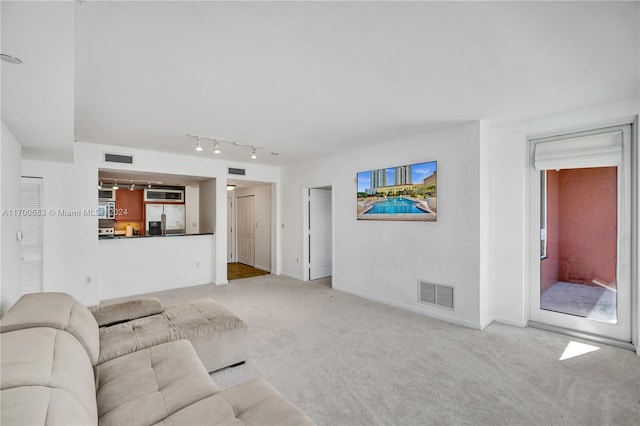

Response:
(115, 189), (143, 222)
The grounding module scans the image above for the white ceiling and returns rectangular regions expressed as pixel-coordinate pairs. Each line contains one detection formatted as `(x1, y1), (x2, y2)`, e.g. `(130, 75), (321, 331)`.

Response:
(2, 1), (639, 165)
(1, 0), (74, 161)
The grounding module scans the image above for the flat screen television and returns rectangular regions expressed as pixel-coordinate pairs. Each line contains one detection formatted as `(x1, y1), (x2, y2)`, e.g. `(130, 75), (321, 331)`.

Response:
(356, 160), (437, 222)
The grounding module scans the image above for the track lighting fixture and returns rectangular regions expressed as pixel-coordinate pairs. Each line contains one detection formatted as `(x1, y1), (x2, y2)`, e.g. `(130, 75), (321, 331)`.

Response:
(187, 134), (264, 159)
(98, 178), (162, 190)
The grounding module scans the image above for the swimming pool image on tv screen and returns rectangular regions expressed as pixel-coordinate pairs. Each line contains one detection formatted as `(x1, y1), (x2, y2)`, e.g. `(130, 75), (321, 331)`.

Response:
(356, 160), (437, 222)
(365, 197), (426, 214)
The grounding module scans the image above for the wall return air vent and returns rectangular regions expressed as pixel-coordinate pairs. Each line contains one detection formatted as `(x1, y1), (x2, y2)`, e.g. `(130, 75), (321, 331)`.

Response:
(103, 152), (134, 165)
(418, 280), (455, 310)
(228, 167), (246, 176)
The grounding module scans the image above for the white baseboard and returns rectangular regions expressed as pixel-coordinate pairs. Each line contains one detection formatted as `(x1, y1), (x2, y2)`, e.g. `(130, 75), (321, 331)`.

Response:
(492, 317), (527, 328)
(480, 318), (494, 330)
(254, 265), (271, 273)
(279, 272), (303, 281)
(333, 286), (482, 330)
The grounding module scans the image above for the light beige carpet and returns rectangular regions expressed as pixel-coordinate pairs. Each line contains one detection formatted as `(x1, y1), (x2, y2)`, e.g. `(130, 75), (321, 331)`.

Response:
(108, 275), (640, 425)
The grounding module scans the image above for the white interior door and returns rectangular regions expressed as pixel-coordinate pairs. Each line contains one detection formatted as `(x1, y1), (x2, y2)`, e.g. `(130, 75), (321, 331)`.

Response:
(237, 196), (255, 266)
(529, 125), (633, 344)
(309, 188), (332, 280)
(20, 177), (43, 294)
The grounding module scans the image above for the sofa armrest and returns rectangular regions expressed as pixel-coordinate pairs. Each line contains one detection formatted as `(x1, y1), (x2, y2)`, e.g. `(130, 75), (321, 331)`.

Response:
(89, 297), (164, 327)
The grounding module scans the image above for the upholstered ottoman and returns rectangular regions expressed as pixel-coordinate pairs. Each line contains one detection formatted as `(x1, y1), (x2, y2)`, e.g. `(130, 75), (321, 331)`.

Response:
(90, 298), (248, 372)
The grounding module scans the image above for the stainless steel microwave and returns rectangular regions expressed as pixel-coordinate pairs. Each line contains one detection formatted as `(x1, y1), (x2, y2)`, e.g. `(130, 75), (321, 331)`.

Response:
(97, 202), (115, 219)
(144, 188), (184, 202)
(98, 188), (116, 201)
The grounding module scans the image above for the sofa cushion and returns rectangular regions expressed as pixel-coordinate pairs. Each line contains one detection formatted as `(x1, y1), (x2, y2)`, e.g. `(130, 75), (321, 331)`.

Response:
(94, 339), (222, 426)
(152, 394), (241, 426)
(1, 387), (97, 426)
(98, 298), (248, 372)
(222, 379), (314, 426)
(0, 292), (100, 366)
(89, 297), (164, 326)
(0, 327), (98, 425)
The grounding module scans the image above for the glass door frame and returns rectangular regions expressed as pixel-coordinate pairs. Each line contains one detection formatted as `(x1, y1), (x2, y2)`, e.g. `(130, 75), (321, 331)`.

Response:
(527, 124), (634, 347)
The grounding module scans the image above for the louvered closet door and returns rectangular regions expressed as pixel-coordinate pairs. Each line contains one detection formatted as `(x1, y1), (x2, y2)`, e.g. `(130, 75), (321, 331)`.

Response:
(20, 177), (43, 294)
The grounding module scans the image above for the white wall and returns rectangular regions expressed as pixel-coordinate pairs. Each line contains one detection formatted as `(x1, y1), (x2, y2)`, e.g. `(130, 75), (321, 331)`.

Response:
(489, 99), (639, 341)
(1, 122), (23, 313)
(282, 121), (484, 329)
(185, 184), (199, 234)
(21, 141), (281, 303)
(478, 120), (493, 328)
(21, 157), (98, 304)
(98, 234), (213, 300)
(236, 184), (272, 271)
(199, 179), (216, 234)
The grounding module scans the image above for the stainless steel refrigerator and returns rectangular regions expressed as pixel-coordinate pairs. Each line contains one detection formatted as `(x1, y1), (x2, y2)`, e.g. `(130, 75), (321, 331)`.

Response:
(145, 204), (186, 235)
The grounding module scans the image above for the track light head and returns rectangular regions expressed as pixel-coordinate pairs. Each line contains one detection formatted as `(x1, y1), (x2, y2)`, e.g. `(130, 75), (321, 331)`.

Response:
(195, 137), (203, 152)
(214, 141), (221, 154)
(250, 147), (257, 159)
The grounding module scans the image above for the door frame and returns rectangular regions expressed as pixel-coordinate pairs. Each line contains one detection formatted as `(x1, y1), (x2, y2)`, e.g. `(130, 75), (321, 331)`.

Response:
(301, 183), (335, 282)
(526, 117), (638, 351)
(227, 194), (236, 263)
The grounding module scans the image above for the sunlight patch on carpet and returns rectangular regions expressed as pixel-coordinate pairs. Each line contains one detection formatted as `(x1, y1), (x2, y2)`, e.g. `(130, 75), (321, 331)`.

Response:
(559, 341), (600, 361)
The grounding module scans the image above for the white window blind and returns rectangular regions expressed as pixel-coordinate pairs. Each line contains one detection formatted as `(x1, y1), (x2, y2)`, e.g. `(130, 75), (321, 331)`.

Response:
(20, 177), (43, 294)
(534, 131), (622, 170)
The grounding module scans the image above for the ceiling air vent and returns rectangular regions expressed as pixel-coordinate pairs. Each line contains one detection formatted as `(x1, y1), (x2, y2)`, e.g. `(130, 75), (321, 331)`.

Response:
(103, 152), (134, 165)
(418, 280), (454, 310)
(228, 167), (246, 176)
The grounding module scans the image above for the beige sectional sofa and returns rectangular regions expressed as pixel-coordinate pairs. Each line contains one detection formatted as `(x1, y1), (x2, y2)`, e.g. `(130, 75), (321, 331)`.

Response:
(0, 292), (313, 426)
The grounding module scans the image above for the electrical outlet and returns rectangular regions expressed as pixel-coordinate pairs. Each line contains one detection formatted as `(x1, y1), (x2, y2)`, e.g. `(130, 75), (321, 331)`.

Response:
(85, 276), (92, 285)
(296, 258), (299, 263)
(196, 261), (200, 268)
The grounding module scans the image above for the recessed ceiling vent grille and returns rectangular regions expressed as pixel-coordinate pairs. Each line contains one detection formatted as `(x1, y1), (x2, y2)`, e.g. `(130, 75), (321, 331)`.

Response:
(418, 280), (454, 310)
(103, 152), (134, 165)
(228, 167), (246, 176)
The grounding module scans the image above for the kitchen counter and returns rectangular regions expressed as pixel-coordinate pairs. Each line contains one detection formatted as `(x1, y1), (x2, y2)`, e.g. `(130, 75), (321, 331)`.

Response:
(99, 232), (213, 240)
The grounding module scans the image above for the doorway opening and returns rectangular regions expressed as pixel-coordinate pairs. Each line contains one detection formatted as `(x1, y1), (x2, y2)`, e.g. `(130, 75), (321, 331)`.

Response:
(303, 185), (333, 282)
(540, 167), (618, 322)
(226, 181), (276, 278)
